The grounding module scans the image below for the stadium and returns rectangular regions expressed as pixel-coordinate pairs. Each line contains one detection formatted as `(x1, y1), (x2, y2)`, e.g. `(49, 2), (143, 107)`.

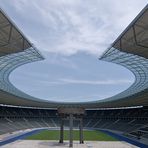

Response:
(0, 2), (148, 148)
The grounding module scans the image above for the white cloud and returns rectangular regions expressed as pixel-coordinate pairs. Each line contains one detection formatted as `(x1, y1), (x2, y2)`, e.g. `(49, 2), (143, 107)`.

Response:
(24, 77), (132, 87)
(2, 0), (147, 56)
(42, 93), (116, 102)
(59, 78), (133, 85)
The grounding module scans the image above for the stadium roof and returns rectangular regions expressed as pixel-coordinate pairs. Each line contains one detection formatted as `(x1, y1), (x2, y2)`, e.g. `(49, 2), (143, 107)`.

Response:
(111, 5), (148, 59)
(0, 8), (32, 56)
(0, 5), (148, 109)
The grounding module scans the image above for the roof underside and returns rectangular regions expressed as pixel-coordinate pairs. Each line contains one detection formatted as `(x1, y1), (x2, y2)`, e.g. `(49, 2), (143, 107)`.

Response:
(0, 8), (32, 56)
(113, 5), (148, 58)
(0, 5), (148, 109)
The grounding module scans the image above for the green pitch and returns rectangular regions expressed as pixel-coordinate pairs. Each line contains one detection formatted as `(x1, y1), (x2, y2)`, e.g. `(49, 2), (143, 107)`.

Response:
(26, 130), (118, 141)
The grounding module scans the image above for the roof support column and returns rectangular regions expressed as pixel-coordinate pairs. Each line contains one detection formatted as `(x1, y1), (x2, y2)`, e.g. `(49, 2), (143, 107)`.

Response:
(69, 114), (73, 147)
(79, 118), (84, 144)
(59, 119), (64, 143)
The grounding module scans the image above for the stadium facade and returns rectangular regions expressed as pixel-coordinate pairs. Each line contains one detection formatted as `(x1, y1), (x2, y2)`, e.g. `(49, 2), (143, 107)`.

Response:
(0, 4), (148, 148)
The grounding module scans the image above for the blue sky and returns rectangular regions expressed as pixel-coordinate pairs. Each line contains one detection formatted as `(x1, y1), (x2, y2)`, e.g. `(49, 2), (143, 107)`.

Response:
(0, 0), (147, 102)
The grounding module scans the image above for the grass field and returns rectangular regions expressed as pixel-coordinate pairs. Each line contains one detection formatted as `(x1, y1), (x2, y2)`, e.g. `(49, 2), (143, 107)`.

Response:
(26, 130), (118, 141)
